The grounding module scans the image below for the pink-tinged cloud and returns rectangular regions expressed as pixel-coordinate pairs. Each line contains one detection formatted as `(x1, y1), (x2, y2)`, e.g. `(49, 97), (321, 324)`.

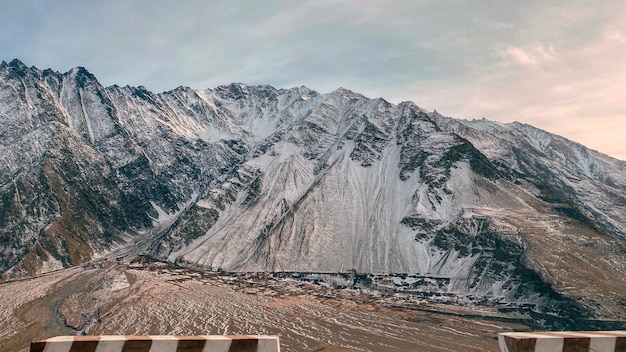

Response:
(384, 3), (626, 161)
(505, 45), (556, 67)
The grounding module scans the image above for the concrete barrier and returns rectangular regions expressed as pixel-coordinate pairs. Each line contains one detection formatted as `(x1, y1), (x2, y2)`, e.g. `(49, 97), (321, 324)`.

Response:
(30, 335), (280, 352)
(499, 331), (626, 352)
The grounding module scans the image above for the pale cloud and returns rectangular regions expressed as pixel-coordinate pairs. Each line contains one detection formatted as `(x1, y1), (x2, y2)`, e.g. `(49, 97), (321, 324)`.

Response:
(400, 6), (626, 160)
(505, 45), (556, 67)
(396, 1), (626, 160)
(605, 30), (626, 43)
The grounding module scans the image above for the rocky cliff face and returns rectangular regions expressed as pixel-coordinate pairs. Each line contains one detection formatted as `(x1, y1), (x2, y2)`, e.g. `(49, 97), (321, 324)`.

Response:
(1, 59), (626, 321)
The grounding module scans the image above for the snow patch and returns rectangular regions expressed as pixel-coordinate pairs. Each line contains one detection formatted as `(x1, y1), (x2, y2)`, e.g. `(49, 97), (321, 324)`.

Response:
(149, 202), (179, 225)
(110, 273), (130, 291)
(36, 256), (64, 275)
(198, 125), (231, 143)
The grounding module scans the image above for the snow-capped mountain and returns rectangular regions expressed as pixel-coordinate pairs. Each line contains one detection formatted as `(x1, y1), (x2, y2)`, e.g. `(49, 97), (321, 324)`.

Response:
(1, 59), (626, 321)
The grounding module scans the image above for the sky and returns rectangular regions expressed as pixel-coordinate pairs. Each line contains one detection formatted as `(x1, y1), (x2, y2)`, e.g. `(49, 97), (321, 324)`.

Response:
(1, 0), (625, 160)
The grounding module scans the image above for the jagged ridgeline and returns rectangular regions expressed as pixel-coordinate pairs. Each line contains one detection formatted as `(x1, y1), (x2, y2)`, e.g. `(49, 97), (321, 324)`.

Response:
(1, 59), (626, 326)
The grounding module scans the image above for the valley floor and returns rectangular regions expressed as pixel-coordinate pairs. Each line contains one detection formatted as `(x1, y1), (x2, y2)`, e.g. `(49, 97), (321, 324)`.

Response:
(0, 257), (530, 352)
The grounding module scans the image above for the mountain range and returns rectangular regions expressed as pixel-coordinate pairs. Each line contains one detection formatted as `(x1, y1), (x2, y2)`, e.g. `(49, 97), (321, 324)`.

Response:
(1, 58), (625, 324)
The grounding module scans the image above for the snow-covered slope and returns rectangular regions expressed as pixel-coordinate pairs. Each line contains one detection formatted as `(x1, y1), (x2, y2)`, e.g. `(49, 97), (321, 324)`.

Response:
(1, 59), (626, 320)
(433, 115), (626, 238)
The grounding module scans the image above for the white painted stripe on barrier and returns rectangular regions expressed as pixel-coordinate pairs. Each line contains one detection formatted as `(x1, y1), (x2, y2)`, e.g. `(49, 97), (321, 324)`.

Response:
(497, 334), (510, 352)
(148, 336), (179, 352)
(43, 336), (74, 352)
(95, 336), (127, 352)
(200, 335), (232, 352)
(534, 336), (563, 352)
(258, 338), (281, 352)
(589, 336), (617, 352)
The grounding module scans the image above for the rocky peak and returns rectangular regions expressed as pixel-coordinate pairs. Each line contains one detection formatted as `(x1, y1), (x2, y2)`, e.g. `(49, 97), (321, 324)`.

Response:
(65, 66), (100, 89)
(218, 82), (249, 100)
(1, 58), (35, 80)
(8, 58), (28, 70)
(330, 86), (365, 100)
